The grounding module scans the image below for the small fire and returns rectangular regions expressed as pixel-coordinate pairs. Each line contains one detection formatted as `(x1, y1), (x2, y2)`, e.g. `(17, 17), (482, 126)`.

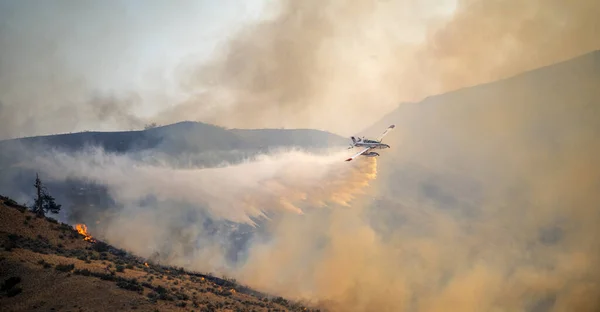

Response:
(144, 262), (149, 267)
(75, 224), (96, 242)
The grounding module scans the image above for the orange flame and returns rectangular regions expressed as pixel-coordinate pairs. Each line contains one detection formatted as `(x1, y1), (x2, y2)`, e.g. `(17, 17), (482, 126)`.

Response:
(144, 262), (149, 267)
(75, 224), (96, 242)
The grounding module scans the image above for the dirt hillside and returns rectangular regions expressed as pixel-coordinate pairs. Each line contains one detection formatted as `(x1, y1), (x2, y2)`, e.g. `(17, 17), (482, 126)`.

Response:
(0, 195), (319, 312)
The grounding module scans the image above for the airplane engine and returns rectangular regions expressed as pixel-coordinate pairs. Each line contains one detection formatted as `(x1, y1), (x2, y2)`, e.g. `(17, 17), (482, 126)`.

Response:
(362, 151), (380, 157)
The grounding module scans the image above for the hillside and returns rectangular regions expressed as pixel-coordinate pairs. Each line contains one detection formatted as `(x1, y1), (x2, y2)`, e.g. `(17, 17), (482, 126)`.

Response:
(0, 196), (320, 312)
(374, 49), (600, 190)
(362, 49), (600, 226)
(354, 50), (600, 311)
(363, 49), (600, 136)
(0, 121), (347, 155)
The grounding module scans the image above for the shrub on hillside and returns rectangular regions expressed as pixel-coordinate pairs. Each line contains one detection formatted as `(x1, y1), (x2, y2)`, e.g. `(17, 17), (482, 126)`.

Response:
(74, 269), (92, 276)
(1, 276), (23, 298)
(116, 280), (143, 293)
(1, 276), (21, 291)
(92, 241), (110, 253)
(55, 263), (75, 272)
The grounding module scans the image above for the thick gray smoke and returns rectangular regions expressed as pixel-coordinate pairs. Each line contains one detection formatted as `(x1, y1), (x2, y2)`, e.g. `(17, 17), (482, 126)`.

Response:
(159, 0), (600, 135)
(2, 1), (598, 138)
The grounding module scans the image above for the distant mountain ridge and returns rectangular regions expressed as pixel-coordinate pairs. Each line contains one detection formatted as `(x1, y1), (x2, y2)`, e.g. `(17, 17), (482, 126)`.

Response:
(363, 49), (600, 139)
(0, 120), (349, 155)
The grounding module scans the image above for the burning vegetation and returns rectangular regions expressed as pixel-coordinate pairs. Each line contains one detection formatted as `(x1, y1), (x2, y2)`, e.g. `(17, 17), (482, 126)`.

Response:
(75, 223), (96, 243)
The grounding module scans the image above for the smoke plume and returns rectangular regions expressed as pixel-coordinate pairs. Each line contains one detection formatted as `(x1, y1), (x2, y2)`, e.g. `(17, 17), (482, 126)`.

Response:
(1, 1), (598, 137)
(31, 147), (377, 225)
(2, 1), (600, 311)
(162, 0), (600, 135)
(24, 146), (381, 276)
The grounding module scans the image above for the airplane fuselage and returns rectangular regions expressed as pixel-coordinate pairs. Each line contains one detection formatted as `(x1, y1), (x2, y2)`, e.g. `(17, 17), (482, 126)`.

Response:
(352, 142), (390, 150)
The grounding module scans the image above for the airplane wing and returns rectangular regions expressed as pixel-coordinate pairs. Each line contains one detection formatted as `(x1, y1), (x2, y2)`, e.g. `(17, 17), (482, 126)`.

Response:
(376, 124), (396, 142)
(345, 147), (371, 161)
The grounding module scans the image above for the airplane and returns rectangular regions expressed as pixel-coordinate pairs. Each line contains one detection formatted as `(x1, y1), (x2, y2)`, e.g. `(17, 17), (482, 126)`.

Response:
(345, 124), (395, 161)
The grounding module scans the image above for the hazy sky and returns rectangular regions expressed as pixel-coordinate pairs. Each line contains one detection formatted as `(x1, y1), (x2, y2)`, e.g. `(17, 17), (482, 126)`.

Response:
(0, 0), (272, 96)
(0, 0), (457, 139)
(0, 0), (272, 135)
(2, 0), (597, 139)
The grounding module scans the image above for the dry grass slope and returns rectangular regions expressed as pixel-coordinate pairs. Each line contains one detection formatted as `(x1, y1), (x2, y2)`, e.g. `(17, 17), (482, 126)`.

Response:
(0, 195), (319, 312)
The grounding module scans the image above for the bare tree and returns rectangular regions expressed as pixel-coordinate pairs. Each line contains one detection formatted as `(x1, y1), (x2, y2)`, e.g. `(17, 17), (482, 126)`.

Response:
(31, 173), (61, 216)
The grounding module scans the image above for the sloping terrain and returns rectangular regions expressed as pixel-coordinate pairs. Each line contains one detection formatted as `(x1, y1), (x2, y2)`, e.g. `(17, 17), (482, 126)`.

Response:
(351, 50), (600, 311)
(363, 49), (600, 146)
(0, 196), (321, 312)
(360, 49), (600, 202)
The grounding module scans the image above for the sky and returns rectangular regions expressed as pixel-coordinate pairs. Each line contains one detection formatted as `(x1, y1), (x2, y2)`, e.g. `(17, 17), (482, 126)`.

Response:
(1, 0), (598, 139)
(0, 0), (274, 136)
(0, 0), (457, 139)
